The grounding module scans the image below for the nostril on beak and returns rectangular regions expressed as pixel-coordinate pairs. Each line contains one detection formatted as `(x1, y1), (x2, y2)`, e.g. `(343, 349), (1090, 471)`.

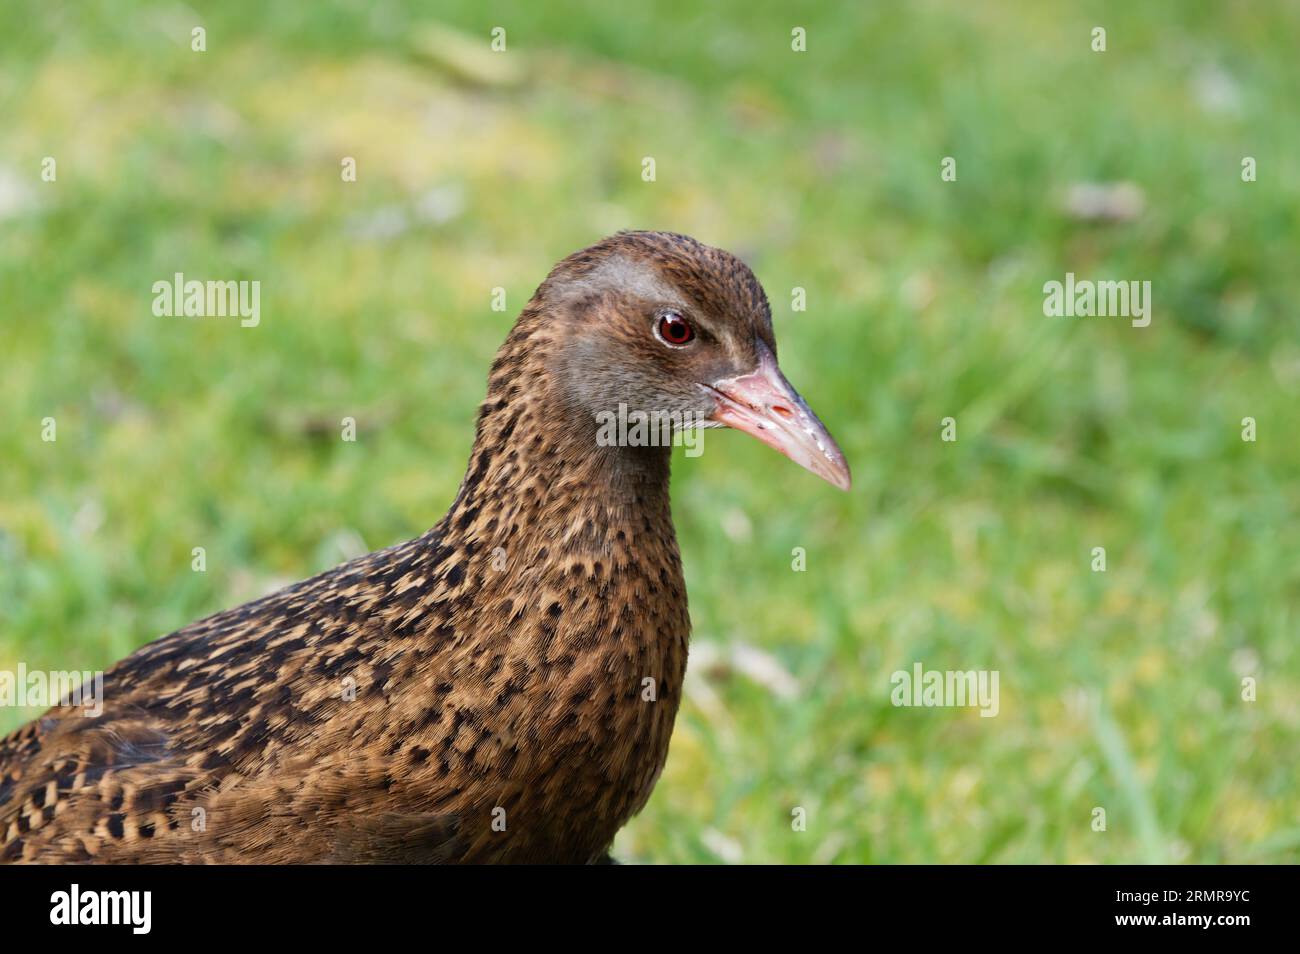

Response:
(770, 403), (794, 420)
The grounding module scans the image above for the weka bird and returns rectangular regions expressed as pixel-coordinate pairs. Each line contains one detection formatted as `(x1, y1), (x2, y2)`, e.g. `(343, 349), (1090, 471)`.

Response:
(0, 231), (850, 864)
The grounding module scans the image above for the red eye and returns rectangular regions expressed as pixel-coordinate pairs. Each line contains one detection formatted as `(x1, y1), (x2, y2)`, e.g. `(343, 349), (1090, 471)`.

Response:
(656, 312), (695, 346)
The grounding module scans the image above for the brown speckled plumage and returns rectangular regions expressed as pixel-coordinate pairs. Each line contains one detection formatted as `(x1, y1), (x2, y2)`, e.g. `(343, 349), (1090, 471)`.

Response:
(0, 231), (848, 863)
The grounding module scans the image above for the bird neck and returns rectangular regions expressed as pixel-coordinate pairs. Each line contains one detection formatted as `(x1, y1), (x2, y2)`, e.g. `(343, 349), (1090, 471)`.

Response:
(440, 323), (677, 568)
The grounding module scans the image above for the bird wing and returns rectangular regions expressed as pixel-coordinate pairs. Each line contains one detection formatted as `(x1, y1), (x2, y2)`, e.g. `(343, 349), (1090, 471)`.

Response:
(0, 534), (473, 863)
(0, 704), (209, 862)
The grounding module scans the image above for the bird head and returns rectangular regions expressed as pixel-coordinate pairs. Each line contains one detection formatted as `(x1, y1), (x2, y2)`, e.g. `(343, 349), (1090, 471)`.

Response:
(529, 230), (851, 491)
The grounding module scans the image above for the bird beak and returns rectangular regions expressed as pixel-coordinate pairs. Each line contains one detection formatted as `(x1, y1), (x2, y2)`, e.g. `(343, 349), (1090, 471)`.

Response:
(702, 342), (852, 491)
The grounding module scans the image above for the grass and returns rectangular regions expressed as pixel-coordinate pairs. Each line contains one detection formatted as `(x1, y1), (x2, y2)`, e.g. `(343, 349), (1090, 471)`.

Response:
(1, 0), (1297, 863)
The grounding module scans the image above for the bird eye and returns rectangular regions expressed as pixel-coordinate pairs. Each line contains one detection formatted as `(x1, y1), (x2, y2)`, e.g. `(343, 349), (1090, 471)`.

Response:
(656, 312), (695, 347)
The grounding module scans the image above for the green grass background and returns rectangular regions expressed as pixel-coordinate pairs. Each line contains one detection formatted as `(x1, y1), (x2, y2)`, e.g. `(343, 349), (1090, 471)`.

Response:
(1, 1), (1297, 863)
